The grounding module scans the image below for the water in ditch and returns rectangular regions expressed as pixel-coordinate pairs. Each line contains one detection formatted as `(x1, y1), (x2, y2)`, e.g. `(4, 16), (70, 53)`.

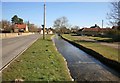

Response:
(52, 34), (120, 81)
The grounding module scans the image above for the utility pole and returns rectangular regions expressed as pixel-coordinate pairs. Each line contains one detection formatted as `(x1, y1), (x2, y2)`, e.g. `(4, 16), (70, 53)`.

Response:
(118, 1), (120, 26)
(43, 0), (46, 39)
(28, 21), (29, 28)
(102, 20), (103, 28)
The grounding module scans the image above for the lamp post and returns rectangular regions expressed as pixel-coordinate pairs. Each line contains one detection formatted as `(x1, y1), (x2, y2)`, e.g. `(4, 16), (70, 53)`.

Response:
(43, 0), (46, 39)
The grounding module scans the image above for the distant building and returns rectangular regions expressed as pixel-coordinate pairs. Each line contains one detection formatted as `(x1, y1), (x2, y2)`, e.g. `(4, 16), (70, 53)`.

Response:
(82, 28), (100, 36)
(14, 24), (28, 32)
(100, 28), (112, 35)
(40, 28), (53, 34)
(47, 28), (53, 34)
(40, 29), (47, 34)
(77, 27), (112, 36)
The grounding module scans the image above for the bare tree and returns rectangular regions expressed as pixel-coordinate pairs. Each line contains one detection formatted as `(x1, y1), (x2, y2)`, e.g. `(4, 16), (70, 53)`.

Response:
(53, 16), (68, 33)
(2, 20), (12, 31)
(107, 1), (120, 26)
(28, 24), (38, 32)
(71, 25), (80, 33)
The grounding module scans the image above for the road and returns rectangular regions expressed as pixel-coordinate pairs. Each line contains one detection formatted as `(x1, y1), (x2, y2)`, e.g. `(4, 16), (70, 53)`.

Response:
(1, 34), (40, 71)
(53, 35), (120, 81)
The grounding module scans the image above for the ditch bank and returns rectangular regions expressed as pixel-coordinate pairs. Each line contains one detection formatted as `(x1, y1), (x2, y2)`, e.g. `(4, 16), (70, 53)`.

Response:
(61, 35), (120, 74)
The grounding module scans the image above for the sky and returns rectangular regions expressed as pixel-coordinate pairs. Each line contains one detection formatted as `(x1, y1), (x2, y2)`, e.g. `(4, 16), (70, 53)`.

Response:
(1, 0), (117, 2)
(1, 1), (114, 28)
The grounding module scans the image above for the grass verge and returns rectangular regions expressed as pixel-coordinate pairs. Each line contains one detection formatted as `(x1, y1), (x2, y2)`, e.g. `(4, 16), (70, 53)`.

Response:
(2, 35), (71, 81)
(62, 34), (119, 62)
(62, 34), (120, 73)
(87, 36), (113, 42)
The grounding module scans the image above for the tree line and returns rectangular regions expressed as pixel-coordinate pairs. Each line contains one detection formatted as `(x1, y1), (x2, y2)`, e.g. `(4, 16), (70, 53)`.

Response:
(11, 15), (23, 24)
(53, 16), (80, 34)
(0, 15), (39, 33)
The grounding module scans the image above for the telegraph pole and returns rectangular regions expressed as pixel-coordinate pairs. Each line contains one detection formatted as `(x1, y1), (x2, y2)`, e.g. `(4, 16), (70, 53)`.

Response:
(118, 1), (120, 26)
(43, 0), (46, 39)
(102, 20), (103, 28)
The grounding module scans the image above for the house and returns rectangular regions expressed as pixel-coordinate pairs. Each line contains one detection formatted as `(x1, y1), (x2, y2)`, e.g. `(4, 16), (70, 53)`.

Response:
(99, 28), (112, 35)
(40, 28), (53, 34)
(81, 28), (100, 36)
(77, 24), (101, 36)
(47, 28), (53, 34)
(40, 28), (47, 34)
(76, 28), (84, 35)
(78, 27), (112, 36)
(14, 24), (28, 32)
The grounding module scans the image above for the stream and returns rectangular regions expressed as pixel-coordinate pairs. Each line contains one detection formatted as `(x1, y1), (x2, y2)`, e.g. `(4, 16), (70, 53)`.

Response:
(53, 34), (120, 81)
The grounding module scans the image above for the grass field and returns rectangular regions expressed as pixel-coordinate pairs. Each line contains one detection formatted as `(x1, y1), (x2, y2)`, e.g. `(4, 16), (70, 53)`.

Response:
(88, 36), (113, 42)
(2, 35), (71, 81)
(62, 34), (119, 62)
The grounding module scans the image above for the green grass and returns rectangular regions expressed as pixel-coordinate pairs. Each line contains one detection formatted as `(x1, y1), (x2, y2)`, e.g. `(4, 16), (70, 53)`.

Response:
(88, 36), (113, 42)
(62, 34), (119, 62)
(2, 35), (71, 81)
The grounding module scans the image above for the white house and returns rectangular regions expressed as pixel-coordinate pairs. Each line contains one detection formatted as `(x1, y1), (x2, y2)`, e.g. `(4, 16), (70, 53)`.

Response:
(40, 30), (47, 34)
(40, 28), (53, 34)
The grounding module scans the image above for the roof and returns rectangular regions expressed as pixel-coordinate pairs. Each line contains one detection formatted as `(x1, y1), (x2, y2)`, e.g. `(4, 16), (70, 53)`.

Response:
(82, 28), (112, 32)
(15, 24), (27, 29)
(82, 28), (100, 32)
(100, 28), (112, 31)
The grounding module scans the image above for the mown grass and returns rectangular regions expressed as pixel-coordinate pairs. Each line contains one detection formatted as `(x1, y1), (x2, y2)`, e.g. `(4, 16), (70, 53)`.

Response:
(62, 34), (119, 62)
(2, 35), (71, 81)
(88, 36), (113, 42)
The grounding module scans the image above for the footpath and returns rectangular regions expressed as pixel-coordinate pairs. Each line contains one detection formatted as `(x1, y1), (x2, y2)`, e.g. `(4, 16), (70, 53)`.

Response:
(0, 32), (35, 39)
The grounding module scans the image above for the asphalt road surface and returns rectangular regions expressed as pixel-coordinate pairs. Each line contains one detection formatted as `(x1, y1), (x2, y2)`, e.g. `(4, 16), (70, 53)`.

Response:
(1, 34), (40, 71)
(53, 35), (120, 81)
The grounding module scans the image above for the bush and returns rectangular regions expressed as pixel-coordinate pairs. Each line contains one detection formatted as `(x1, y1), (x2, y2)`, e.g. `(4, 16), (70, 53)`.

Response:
(105, 30), (120, 42)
